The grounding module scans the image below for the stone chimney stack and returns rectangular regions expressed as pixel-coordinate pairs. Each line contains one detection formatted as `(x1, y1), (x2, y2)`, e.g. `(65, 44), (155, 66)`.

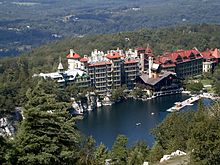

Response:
(140, 53), (145, 73)
(148, 56), (153, 78)
(70, 49), (74, 57)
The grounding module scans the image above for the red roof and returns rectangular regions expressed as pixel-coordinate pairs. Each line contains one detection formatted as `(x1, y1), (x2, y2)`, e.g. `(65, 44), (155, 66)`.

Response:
(146, 47), (153, 53)
(135, 47), (153, 54)
(66, 53), (81, 59)
(162, 64), (176, 68)
(158, 48), (202, 64)
(106, 52), (121, 59)
(80, 57), (88, 62)
(212, 48), (220, 58)
(156, 56), (172, 64)
(89, 62), (112, 67)
(201, 51), (215, 59)
(124, 60), (138, 64)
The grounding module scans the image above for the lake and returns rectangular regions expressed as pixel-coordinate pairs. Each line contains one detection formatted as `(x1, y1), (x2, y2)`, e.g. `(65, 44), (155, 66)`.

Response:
(77, 94), (212, 148)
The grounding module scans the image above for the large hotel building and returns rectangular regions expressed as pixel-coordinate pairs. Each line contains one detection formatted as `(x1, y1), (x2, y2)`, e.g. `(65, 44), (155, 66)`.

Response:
(36, 47), (220, 95)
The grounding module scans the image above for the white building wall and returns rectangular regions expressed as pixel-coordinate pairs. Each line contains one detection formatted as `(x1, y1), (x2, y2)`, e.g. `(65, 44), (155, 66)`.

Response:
(68, 59), (82, 70)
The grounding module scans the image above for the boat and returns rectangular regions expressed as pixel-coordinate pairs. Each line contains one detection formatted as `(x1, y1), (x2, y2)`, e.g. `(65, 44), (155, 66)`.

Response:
(97, 101), (102, 107)
(96, 98), (102, 107)
(102, 95), (113, 106)
(151, 112), (155, 115)
(136, 123), (141, 126)
(87, 105), (93, 111)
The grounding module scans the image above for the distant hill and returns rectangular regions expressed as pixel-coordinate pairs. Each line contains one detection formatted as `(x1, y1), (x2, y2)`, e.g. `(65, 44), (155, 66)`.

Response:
(0, 0), (220, 56)
(1, 24), (216, 73)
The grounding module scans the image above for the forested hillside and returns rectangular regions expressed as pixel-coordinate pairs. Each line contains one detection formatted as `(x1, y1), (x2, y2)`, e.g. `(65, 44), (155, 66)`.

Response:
(0, 0), (220, 56)
(12, 24), (220, 72)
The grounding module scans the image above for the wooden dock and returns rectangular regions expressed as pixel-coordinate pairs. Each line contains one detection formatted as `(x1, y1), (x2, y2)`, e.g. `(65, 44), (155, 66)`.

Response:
(167, 95), (200, 112)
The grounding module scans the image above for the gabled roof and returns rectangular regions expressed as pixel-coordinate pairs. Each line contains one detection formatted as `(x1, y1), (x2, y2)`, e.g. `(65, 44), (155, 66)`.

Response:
(201, 51), (215, 59)
(168, 49), (202, 62)
(140, 71), (176, 86)
(106, 52), (121, 59)
(157, 48), (202, 65)
(212, 48), (220, 58)
(80, 57), (88, 62)
(66, 52), (81, 59)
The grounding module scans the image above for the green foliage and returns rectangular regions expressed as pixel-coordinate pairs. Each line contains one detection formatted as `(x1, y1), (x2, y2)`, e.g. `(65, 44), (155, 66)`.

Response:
(110, 135), (128, 165)
(94, 143), (108, 165)
(186, 81), (203, 93)
(11, 80), (81, 165)
(127, 141), (149, 165)
(111, 86), (126, 102)
(213, 66), (220, 95)
(152, 100), (220, 164)
(152, 111), (195, 153)
(0, 136), (8, 164)
(188, 113), (220, 165)
(131, 83), (145, 98)
(1, 0), (220, 57)
(148, 141), (164, 163)
(77, 136), (96, 165)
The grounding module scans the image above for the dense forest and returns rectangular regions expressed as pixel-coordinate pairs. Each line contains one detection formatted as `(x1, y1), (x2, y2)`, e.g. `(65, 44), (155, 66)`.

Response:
(0, 0), (220, 56)
(1, 24), (220, 164)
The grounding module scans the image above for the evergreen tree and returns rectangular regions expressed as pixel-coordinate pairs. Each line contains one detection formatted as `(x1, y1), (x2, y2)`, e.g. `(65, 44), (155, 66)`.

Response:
(110, 135), (128, 165)
(94, 143), (108, 165)
(12, 80), (81, 165)
(152, 112), (194, 152)
(188, 103), (220, 165)
(127, 141), (149, 165)
(77, 136), (96, 165)
(148, 141), (164, 163)
(0, 136), (8, 164)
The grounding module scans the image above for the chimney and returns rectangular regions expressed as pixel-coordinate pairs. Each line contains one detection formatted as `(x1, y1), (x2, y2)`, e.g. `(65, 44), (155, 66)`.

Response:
(70, 49), (74, 57)
(148, 56), (153, 78)
(135, 49), (138, 57)
(120, 50), (124, 56)
(140, 53), (145, 72)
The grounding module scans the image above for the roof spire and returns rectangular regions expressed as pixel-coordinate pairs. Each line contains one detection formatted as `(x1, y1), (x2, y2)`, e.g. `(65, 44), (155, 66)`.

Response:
(58, 56), (64, 72)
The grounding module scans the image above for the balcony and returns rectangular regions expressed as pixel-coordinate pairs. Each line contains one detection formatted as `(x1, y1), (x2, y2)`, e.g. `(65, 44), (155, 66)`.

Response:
(95, 84), (107, 88)
(125, 69), (138, 72)
(95, 70), (106, 74)
(95, 79), (106, 83)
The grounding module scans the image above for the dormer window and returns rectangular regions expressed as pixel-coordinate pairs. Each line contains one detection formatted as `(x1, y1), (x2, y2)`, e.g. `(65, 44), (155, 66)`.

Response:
(183, 56), (188, 60)
(189, 53), (195, 59)
(165, 60), (173, 64)
(176, 55), (182, 62)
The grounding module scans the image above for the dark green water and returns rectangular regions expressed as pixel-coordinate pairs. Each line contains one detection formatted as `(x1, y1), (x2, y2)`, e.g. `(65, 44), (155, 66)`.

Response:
(77, 94), (211, 148)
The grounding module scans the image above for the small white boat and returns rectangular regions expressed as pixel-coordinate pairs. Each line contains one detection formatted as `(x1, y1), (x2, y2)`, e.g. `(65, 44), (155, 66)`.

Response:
(87, 105), (93, 111)
(151, 112), (155, 115)
(136, 123), (141, 126)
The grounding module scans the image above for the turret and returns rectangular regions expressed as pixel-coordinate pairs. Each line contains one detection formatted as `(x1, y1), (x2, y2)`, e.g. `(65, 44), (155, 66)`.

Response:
(58, 57), (64, 73)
